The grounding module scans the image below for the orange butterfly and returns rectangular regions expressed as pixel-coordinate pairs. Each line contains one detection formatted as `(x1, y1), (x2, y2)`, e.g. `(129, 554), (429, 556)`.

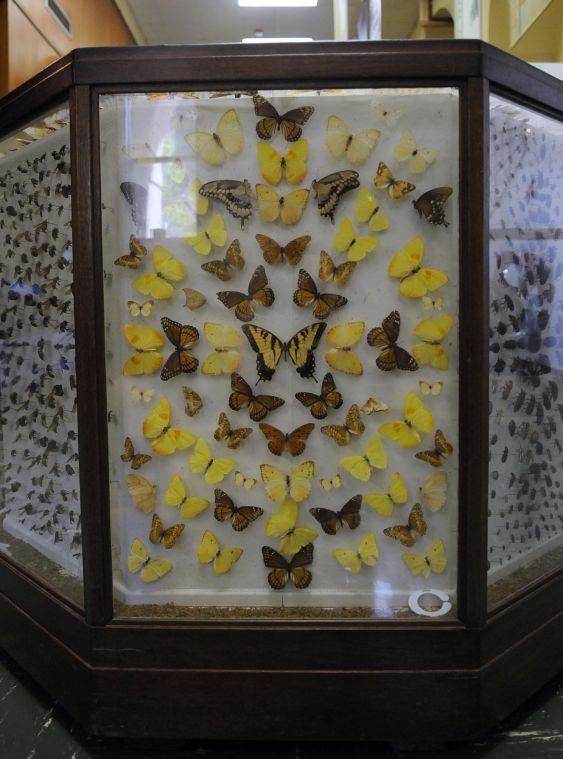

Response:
(258, 422), (315, 457)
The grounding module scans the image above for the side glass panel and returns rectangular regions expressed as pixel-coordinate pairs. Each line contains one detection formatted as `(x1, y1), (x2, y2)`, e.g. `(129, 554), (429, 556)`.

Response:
(100, 88), (459, 619)
(488, 95), (563, 610)
(0, 106), (82, 606)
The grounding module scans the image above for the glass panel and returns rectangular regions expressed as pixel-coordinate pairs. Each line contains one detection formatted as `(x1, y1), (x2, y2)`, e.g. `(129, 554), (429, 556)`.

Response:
(0, 105), (82, 606)
(100, 87), (459, 619)
(488, 95), (563, 610)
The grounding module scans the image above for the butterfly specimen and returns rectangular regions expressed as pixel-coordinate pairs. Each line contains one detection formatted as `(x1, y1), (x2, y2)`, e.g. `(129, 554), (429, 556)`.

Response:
(388, 237), (448, 298)
(255, 184), (310, 225)
(127, 299), (153, 318)
(403, 539), (447, 578)
(127, 473), (157, 513)
(367, 311), (418, 372)
(311, 170), (360, 223)
(185, 213), (227, 255)
(374, 161), (415, 200)
(164, 474), (210, 519)
(120, 182), (147, 228)
(114, 235), (147, 268)
(316, 252), (356, 292)
(143, 397), (195, 455)
(419, 471), (447, 512)
(185, 109), (243, 165)
(373, 103), (403, 127)
(421, 295), (444, 311)
(131, 386), (154, 403)
(257, 140), (309, 185)
(199, 179), (253, 229)
(128, 539), (172, 583)
(295, 371), (343, 419)
(253, 94), (314, 141)
(198, 530), (243, 574)
(355, 187), (390, 232)
(182, 288), (207, 310)
(321, 404), (364, 446)
(360, 397), (389, 415)
(132, 245), (185, 299)
(242, 322), (326, 382)
(379, 392), (433, 448)
(214, 411), (253, 450)
(229, 372), (284, 421)
(292, 269), (347, 320)
(186, 177), (209, 215)
(122, 324), (164, 376)
(259, 422), (315, 457)
(200, 321), (241, 375)
(149, 513), (185, 549)
(260, 461), (315, 503)
(419, 380), (443, 396)
(189, 437), (235, 484)
(121, 436), (152, 470)
(412, 187), (453, 227)
(255, 233), (311, 267)
(320, 474), (342, 491)
(365, 472), (408, 517)
(340, 433), (387, 482)
(214, 488), (264, 531)
(264, 498), (318, 556)
(415, 429), (453, 467)
(182, 385), (203, 416)
(324, 321), (365, 375)
(412, 315), (454, 370)
(393, 129), (438, 174)
(262, 543), (314, 589)
(235, 471), (256, 490)
(309, 494), (362, 537)
(384, 503), (427, 547)
(160, 317), (199, 380)
(333, 532), (379, 573)
(333, 217), (378, 262)
(201, 238), (245, 281)
(217, 265), (275, 322)
(326, 116), (380, 164)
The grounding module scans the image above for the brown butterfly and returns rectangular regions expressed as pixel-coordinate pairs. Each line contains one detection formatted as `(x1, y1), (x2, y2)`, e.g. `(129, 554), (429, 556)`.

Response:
(149, 513), (185, 549)
(311, 170), (360, 222)
(120, 436), (152, 470)
(214, 411), (253, 450)
(415, 429), (453, 467)
(383, 503), (427, 547)
(293, 269), (348, 320)
(182, 385), (203, 417)
(201, 238), (245, 281)
(367, 311), (418, 372)
(199, 180), (253, 229)
(114, 235), (147, 268)
(229, 372), (285, 422)
(255, 233), (311, 267)
(412, 187), (453, 228)
(217, 265), (275, 322)
(318, 250), (356, 287)
(258, 422), (315, 457)
(253, 94), (314, 142)
(309, 494), (362, 535)
(295, 372), (343, 419)
(214, 488), (264, 531)
(374, 162), (415, 200)
(262, 543), (314, 589)
(160, 317), (199, 380)
(321, 404), (364, 446)
(183, 288), (207, 310)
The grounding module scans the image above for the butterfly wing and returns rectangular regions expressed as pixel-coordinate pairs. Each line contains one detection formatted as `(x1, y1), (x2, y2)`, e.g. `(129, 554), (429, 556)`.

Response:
(213, 488), (235, 523)
(253, 95), (281, 140)
(312, 171), (360, 222)
(259, 423), (287, 456)
(326, 115), (350, 158)
(284, 140), (309, 184)
(288, 543), (314, 588)
(279, 106), (314, 142)
(405, 392), (434, 435)
(265, 498), (298, 538)
(427, 539), (447, 574)
(309, 507), (340, 535)
(408, 503), (427, 537)
(186, 131), (226, 166)
(215, 109), (243, 156)
(346, 129), (381, 164)
(319, 250), (356, 286)
(182, 386), (203, 417)
(128, 538), (149, 573)
(261, 545), (290, 589)
(260, 464), (288, 503)
(242, 324), (284, 382)
(257, 142), (283, 186)
(289, 461), (315, 503)
(339, 494), (362, 529)
(413, 187), (452, 227)
(127, 474), (156, 513)
(280, 188), (309, 225)
(286, 423), (315, 457)
(232, 506), (264, 532)
(286, 322), (326, 380)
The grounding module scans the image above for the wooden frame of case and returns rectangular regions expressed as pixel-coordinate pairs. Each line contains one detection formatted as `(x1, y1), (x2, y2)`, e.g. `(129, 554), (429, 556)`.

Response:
(0, 41), (561, 744)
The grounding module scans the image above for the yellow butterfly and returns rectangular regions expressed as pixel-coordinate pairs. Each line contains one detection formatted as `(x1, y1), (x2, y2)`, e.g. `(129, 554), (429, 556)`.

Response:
(189, 437), (235, 484)
(333, 532), (379, 573)
(393, 129), (438, 174)
(340, 433), (387, 482)
(412, 315), (454, 370)
(127, 300), (153, 318)
(197, 530), (243, 574)
(333, 217), (378, 262)
(325, 116), (380, 164)
(132, 245), (185, 300)
(128, 538), (172, 583)
(131, 386), (154, 403)
(164, 474), (210, 519)
(320, 474), (342, 491)
(185, 213), (227, 256)
(201, 321), (241, 375)
(260, 461), (314, 503)
(185, 109), (243, 166)
(365, 472), (408, 517)
(355, 187), (390, 232)
(379, 392), (434, 448)
(324, 321), (365, 375)
(419, 471), (447, 512)
(188, 178), (209, 215)
(127, 474), (157, 513)
(122, 324), (164, 376)
(374, 161), (416, 200)
(373, 103), (403, 127)
(402, 539), (447, 579)
(235, 470), (256, 490)
(388, 237), (448, 299)
(419, 380), (444, 396)
(142, 397), (195, 455)
(257, 140), (309, 185)
(255, 184), (310, 225)
(264, 498), (318, 557)
(421, 295), (444, 311)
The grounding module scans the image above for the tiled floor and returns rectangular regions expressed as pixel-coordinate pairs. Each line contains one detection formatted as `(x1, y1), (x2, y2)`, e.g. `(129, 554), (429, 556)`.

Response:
(0, 649), (561, 758)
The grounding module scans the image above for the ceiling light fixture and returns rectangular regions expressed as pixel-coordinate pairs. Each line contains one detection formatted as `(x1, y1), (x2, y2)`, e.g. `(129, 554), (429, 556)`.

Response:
(242, 37), (313, 42)
(238, 1), (318, 7)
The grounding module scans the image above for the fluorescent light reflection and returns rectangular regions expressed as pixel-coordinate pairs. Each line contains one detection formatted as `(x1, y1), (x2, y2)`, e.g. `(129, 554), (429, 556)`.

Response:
(239, 0), (318, 7)
(242, 37), (313, 43)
